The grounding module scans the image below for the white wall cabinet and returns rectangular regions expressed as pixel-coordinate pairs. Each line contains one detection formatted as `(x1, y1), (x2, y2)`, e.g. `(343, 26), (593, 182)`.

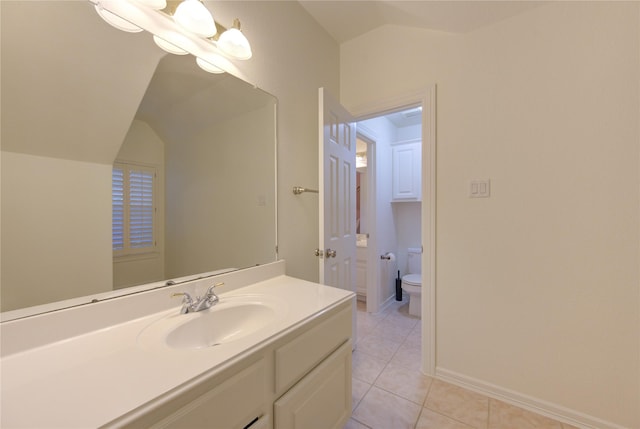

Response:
(392, 139), (422, 201)
(116, 303), (352, 429)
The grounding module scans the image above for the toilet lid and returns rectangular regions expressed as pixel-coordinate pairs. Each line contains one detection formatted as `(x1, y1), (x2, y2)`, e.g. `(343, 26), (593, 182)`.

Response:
(403, 274), (421, 286)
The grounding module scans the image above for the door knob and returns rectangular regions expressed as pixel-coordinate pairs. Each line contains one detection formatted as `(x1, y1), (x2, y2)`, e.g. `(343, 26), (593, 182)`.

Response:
(326, 248), (337, 258)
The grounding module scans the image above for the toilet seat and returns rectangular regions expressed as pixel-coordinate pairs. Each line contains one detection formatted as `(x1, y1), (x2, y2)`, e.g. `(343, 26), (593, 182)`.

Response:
(402, 273), (421, 287)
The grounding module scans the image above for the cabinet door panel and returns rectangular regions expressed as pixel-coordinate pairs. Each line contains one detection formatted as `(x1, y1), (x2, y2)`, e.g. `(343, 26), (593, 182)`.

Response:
(274, 340), (352, 429)
(392, 142), (422, 201)
(150, 359), (267, 429)
(275, 306), (351, 395)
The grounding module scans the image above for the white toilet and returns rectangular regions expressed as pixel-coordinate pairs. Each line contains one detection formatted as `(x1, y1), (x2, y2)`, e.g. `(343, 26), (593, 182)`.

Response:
(401, 247), (422, 317)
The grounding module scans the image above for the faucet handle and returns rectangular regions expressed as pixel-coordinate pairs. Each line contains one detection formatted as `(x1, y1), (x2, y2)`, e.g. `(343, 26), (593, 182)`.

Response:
(171, 292), (193, 302)
(206, 282), (224, 295)
(203, 282), (223, 306)
(171, 292), (195, 314)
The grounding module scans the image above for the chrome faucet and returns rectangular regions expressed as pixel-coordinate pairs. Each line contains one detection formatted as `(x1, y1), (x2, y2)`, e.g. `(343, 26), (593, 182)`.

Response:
(171, 282), (223, 314)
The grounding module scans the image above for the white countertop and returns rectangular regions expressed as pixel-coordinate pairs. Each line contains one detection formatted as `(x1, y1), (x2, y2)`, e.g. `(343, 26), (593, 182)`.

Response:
(0, 269), (353, 428)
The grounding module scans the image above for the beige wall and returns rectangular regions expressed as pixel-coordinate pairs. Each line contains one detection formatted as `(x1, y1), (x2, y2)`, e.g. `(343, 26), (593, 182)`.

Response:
(208, 1), (340, 282)
(342, 2), (639, 427)
(165, 105), (276, 277)
(1, 153), (113, 311)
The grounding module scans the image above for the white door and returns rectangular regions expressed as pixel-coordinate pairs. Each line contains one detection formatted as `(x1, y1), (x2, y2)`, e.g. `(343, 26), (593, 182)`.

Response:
(318, 88), (357, 339)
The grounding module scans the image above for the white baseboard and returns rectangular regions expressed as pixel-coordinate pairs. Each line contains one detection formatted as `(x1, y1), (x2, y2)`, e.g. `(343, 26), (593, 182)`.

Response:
(435, 368), (629, 429)
(379, 293), (398, 312)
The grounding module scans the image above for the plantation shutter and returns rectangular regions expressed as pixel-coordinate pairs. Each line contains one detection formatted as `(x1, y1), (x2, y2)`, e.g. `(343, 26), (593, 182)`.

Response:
(129, 168), (154, 248)
(112, 167), (125, 251)
(112, 162), (156, 255)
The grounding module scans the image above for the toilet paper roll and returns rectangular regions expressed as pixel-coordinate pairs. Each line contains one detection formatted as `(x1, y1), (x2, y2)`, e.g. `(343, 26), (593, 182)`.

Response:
(381, 252), (396, 261)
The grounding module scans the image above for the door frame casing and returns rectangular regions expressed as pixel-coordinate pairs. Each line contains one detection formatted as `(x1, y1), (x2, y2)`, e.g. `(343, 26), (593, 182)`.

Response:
(349, 85), (437, 376)
(354, 128), (379, 314)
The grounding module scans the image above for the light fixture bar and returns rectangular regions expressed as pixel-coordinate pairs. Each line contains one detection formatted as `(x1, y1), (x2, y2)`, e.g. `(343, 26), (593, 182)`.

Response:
(90, 0), (253, 78)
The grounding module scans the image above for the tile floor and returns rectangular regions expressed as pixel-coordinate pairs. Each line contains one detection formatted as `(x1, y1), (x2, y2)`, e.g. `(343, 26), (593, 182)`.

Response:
(345, 299), (579, 429)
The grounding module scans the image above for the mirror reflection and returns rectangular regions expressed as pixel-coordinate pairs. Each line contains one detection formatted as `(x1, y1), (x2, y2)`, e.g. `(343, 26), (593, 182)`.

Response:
(0, 1), (277, 317)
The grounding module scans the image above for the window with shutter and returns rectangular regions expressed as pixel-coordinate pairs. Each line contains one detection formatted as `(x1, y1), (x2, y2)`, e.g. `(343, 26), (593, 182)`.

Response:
(112, 162), (156, 257)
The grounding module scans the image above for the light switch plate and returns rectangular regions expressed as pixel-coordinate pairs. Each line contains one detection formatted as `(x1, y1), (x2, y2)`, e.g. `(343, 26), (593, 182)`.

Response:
(469, 179), (490, 198)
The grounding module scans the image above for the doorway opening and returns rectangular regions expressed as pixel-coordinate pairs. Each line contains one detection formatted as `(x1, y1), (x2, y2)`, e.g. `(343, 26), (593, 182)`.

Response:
(350, 85), (436, 375)
(354, 105), (423, 317)
(319, 86), (436, 375)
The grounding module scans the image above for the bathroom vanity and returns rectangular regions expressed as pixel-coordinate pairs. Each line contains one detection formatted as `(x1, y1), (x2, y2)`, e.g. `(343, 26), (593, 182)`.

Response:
(0, 261), (354, 429)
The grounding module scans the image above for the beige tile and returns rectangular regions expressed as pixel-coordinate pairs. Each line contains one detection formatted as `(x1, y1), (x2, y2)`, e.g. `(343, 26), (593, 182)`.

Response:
(416, 408), (476, 429)
(403, 326), (422, 347)
(411, 319), (422, 334)
(358, 306), (387, 324)
(355, 333), (402, 362)
(561, 424), (581, 429)
(352, 350), (388, 384)
(391, 342), (422, 372)
(424, 380), (489, 429)
(356, 317), (379, 338)
(384, 311), (420, 331)
(352, 377), (371, 410)
(375, 362), (433, 405)
(488, 400), (563, 429)
(352, 386), (422, 429)
(343, 417), (370, 429)
(374, 320), (412, 342)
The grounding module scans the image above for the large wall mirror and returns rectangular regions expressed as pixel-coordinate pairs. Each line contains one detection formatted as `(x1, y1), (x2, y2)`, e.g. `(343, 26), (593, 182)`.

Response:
(0, 1), (277, 320)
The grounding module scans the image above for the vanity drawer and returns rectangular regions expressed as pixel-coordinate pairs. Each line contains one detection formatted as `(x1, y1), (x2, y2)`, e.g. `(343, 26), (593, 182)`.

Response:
(275, 304), (351, 395)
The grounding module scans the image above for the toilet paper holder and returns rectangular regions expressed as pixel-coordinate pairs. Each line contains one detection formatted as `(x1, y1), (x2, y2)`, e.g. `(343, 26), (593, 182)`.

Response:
(380, 252), (395, 260)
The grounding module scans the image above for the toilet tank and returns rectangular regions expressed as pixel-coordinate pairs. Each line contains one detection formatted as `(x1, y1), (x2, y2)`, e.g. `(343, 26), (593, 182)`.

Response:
(407, 247), (422, 274)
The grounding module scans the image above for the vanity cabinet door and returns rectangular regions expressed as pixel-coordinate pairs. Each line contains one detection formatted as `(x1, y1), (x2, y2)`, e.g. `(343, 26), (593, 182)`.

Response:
(274, 305), (351, 396)
(149, 359), (268, 429)
(274, 340), (352, 429)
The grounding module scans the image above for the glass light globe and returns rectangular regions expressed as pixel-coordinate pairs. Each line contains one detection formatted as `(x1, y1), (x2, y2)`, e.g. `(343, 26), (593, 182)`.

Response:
(218, 27), (252, 60)
(173, 0), (217, 38)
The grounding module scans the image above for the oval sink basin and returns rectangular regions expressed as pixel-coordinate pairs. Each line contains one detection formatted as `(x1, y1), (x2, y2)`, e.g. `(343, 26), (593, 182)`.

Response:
(167, 303), (276, 349)
(137, 295), (285, 351)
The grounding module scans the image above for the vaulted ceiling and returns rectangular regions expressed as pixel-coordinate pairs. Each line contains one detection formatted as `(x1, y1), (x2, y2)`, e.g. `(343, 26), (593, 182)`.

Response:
(298, 1), (542, 43)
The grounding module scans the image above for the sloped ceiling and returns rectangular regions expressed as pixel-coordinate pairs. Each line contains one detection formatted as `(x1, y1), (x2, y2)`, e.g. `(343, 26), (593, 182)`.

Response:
(298, 0), (542, 43)
(137, 54), (273, 144)
(1, 1), (163, 165)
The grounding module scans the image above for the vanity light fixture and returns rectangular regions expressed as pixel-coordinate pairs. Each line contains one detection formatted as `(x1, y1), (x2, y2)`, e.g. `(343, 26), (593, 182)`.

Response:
(196, 57), (224, 74)
(91, 0), (253, 74)
(94, 4), (143, 32)
(153, 35), (189, 55)
(217, 19), (252, 60)
(138, 0), (167, 9)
